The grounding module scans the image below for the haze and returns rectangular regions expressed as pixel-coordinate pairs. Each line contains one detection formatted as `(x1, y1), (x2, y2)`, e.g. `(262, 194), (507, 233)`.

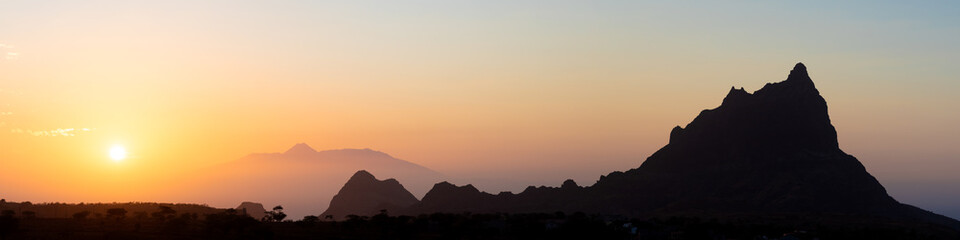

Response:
(1, 1), (958, 219)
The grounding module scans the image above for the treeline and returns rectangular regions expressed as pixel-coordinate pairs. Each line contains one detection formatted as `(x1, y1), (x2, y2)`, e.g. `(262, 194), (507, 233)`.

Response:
(279, 211), (951, 240)
(0, 206), (269, 240)
(0, 207), (955, 240)
(0, 199), (222, 219)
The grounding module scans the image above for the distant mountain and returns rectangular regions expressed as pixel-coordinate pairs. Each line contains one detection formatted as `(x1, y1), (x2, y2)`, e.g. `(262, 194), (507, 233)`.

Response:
(188, 144), (444, 219)
(282, 142), (318, 157)
(330, 63), (960, 235)
(320, 171), (418, 219)
(236, 202), (267, 220)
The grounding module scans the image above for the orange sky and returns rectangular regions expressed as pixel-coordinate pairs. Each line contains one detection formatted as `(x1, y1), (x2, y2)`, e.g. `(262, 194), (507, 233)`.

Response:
(1, 1), (959, 218)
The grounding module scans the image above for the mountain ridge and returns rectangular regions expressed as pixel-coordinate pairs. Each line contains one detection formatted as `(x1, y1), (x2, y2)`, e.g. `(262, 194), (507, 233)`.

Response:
(186, 144), (445, 219)
(323, 63), (960, 234)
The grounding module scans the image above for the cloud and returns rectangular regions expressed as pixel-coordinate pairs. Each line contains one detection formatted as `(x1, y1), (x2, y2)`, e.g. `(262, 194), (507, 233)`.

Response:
(0, 112), (12, 116)
(9, 127), (95, 137)
(0, 43), (17, 61)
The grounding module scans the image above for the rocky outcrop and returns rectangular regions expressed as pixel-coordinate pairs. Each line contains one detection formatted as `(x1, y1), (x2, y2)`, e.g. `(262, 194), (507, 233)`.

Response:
(320, 170), (419, 219)
(236, 202), (267, 220)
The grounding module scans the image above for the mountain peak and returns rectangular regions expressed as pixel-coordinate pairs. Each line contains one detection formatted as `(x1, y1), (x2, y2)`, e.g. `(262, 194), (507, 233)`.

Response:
(323, 170), (419, 219)
(665, 62), (836, 152)
(348, 170), (377, 182)
(789, 62), (807, 78)
(784, 62), (815, 88)
(283, 143), (317, 156)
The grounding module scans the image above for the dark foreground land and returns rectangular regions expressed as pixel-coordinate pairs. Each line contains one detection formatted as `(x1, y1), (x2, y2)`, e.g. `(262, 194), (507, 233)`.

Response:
(2, 211), (958, 240)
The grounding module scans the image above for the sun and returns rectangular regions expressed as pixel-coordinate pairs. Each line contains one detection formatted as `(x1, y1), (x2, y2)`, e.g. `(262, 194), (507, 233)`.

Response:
(109, 145), (127, 162)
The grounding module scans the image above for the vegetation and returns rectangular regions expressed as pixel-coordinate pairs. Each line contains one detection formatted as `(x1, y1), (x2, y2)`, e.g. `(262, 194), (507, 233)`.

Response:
(0, 197), (954, 239)
(262, 205), (287, 222)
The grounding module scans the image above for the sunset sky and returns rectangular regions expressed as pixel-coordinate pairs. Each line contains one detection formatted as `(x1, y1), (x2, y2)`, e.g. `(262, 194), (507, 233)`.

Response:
(1, 1), (958, 218)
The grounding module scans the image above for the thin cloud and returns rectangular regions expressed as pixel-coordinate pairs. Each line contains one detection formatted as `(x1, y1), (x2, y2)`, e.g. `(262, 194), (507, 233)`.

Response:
(0, 43), (17, 60)
(9, 127), (96, 137)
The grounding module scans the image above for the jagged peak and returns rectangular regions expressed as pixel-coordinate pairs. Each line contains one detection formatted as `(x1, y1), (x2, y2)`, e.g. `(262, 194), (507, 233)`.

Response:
(284, 143), (317, 155)
(669, 126), (684, 144)
(754, 62), (819, 97)
(788, 62), (809, 81)
(722, 86), (751, 105)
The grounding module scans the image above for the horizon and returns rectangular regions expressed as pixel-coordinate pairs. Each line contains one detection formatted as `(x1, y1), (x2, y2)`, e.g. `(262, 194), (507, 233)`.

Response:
(1, 1), (959, 221)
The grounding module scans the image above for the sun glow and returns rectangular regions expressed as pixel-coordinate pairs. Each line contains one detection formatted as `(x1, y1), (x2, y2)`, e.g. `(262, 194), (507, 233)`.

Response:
(109, 145), (127, 162)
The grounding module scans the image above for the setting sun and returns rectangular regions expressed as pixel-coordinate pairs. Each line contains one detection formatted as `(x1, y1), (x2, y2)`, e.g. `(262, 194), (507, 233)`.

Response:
(109, 145), (127, 162)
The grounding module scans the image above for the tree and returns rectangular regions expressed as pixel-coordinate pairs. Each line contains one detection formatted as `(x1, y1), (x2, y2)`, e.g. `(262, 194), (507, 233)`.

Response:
(0, 211), (13, 217)
(107, 208), (127, 221)
(73, 211), (91, 220)
(153, 206), (177, 220)
(301, 215), (320, 223)
(262, 205), (286, 222)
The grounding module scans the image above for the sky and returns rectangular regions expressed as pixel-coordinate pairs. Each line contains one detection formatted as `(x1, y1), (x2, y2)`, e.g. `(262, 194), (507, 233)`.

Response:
(1, 1), (959, 219)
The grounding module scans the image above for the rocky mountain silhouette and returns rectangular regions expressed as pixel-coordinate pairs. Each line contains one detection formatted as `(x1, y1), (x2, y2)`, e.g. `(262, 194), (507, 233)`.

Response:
(327, 63), (959, 233)
(320, 170), (419, 219)
(236, 202), (267, 220)
(186, 144), (444, 219)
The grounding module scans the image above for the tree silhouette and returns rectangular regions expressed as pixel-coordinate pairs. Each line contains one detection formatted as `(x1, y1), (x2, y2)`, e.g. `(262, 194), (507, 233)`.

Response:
(262, 205), (286, 222)
(152, 206), (177, 220)
(301, 215), (320, 223)
(107, 208), (127, 221)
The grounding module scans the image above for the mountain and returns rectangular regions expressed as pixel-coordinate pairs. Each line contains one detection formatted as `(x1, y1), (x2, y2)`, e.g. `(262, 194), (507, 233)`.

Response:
(320, 170), (419, 219)
(331, 63), (960, 234)
(236, 202), (267, 220)
(282, 142), (317, 157)
(187, 144), (444, 219)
